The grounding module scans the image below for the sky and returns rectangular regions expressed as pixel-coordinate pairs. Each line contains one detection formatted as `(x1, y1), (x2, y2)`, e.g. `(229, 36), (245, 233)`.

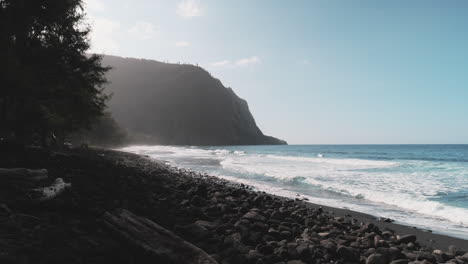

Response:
(83, 0), (468, 144)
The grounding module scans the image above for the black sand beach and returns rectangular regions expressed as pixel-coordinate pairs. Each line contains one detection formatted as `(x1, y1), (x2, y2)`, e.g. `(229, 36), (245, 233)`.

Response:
(1, 146), (467, 264)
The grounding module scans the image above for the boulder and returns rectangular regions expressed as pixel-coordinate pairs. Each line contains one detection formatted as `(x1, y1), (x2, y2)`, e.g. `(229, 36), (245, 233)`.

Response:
(242, 211), (266, 222)
(397, 235), (417, 244)
(367, 253), (387, 264)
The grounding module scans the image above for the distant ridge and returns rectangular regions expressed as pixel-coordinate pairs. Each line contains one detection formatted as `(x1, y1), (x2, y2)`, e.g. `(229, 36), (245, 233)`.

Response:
(101, 55), (287, 146)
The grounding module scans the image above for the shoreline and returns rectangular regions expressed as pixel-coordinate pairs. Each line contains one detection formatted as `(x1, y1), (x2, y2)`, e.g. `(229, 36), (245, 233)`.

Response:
(160, 163), (468, 251)
(1, 146), (468, 263)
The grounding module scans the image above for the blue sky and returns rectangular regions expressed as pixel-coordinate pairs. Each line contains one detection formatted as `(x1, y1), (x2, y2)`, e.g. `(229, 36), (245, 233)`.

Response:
(84, 0), (468, 144)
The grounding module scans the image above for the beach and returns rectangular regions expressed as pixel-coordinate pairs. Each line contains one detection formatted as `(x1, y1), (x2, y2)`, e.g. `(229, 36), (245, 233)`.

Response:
(1, 146), (467, 263)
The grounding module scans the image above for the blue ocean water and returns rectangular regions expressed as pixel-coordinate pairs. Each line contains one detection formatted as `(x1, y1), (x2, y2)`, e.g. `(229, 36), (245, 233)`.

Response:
(121, 144), (468, 239)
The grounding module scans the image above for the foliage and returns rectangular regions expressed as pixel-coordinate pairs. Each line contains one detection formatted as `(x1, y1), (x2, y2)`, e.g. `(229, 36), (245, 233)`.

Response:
(0, 0), (109, 145)
(70, 112), (128, 147)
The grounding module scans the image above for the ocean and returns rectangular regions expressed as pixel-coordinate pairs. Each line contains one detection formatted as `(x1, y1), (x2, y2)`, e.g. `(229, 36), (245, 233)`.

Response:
(120, 144), (468, 240)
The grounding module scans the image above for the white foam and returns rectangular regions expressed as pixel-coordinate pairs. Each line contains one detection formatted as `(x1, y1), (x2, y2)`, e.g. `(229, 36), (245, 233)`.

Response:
(120, 145), (468, 239)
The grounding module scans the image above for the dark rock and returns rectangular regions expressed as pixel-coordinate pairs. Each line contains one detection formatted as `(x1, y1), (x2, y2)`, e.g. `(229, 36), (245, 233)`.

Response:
(257, 244), (274, 255)
(243, 211), (266, 222)
(248, 232), (262, 244)
(280, 230), (292, 240)
(359, 223), (377, 233)
(417, 252), (436, 264)
(175, 222), (211, 241)
(336, 245), (360, 262)
(408, 261), (432, 264)
(407, 242), (416, 250)
(195, 220), (218, 230)
(296, 243), (311, 259)
(224, 233), (249, 254)
(190, 195), (206, 206)
(320, 240), (337, 253)
(397, 235), (417, 244)
(458, 252), (468, 262)
(367, 253), (387, 264)
(390, 260), (409, 264)
(374, 235), (384, 248)
(432, 253), (445, 263)
(404, 251), (419, 261)
(246, 250), (264, 263)
(375, 247), (406, 262)
(287, 260), (306, 264)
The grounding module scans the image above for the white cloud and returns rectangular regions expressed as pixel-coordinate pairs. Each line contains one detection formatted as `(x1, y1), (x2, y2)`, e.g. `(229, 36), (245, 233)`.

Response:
(235, 56), (260, 67)
(84, 0), (106, 12)
(175, 41), (190, 47)
(128, 21), (158, 40)
(211, 56), (261, 69)
(88, 16), (121, 54)
(177, 0), (202, 18)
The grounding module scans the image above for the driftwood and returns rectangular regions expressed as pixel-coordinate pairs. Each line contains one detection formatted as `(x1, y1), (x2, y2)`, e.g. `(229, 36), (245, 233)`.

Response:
(102, 209), (218, 264)
(0, 168), (48, 182)
(31, 178), (71, 201)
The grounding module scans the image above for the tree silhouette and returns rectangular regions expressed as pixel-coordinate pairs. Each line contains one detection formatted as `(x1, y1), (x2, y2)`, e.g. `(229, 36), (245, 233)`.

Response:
(0, 0), (109, 145)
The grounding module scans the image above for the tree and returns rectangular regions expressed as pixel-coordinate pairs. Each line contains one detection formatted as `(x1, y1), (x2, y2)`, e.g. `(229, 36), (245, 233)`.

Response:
(70, 111), (128, 147)
(0, 0), (109, 145)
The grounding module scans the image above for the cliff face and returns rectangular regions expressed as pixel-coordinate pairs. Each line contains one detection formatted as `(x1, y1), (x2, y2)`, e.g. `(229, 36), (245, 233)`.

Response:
(101, 55), (286, 146)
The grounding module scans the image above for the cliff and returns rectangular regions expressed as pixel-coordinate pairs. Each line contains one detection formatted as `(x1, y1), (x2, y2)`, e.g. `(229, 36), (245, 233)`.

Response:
(101, 55), (286, 146)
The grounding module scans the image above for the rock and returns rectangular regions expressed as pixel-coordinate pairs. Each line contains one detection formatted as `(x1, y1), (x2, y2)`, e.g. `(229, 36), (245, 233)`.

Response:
(287, 261), (306, 264)
(318, 232), (330, 238)
(248, 231), (262, 244)
(296, 243), (310, 259)
(243, 211), (266, 222)
(287, 243), (299, 259)
(375, 247), (406, 262)
(374, 235), (384, 247)
(397, 235), (417, 244)
(432, 253), (445, 263)
(448, 245), (465, 256)
(280, 230), (292, 240)
(404, 251), (419, 261)
(195, 220), (218, 230)
(175, 222), (211, 241)
(459, 253), (468, 262)
(408, 261), (432, 264)
(336, 245), (360, 262)
(224, 233), (249, 254)
(246, 250), (264, 262)
(257, 244), (274, 255)
(320, 240), (337, 253)
(390, 260), (409, 264)
(359, 223), (377, 233)
(417, 252), (436, 264)
(190, 195), (206, 206)
(367, 253), (387, 264)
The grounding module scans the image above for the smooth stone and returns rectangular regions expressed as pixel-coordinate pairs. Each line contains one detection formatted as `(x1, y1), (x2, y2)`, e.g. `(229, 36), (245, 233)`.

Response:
(287, 261), (306, 264)
(336, 245), (359, 262)
(417, 252), (437, 264)
(459, 252), (468, 262)
(390, 260), (409, 264)
(243, 211), (266, 222)
(367, 253), (387, 264)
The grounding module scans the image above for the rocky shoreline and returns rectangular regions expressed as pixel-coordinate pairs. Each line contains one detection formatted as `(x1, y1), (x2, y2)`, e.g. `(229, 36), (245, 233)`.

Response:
(1, 146), (467, 264)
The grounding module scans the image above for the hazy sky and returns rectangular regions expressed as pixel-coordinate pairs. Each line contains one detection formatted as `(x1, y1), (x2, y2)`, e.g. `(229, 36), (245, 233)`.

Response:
(84, 0), (468, 144)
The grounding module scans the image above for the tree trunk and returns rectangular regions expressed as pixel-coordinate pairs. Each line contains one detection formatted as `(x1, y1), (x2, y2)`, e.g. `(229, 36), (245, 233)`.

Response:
(102, 209), (218, 264)
(0, 168), (48, 183)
